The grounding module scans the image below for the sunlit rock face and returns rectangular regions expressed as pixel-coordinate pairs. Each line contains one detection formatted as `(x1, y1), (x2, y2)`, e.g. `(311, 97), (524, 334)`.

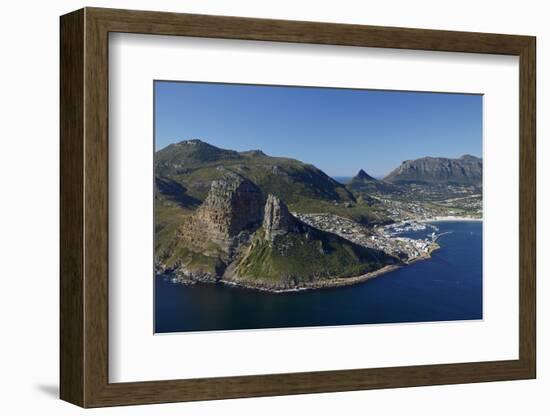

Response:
(262, 194), (298, 242)
(196, 172), (263, 237)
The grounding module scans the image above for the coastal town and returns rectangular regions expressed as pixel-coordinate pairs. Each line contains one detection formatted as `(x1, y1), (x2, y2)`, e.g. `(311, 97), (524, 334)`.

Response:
(370, 194), (482, 223)
(293, 212), (441, 264)
(292, 176), (482, 265)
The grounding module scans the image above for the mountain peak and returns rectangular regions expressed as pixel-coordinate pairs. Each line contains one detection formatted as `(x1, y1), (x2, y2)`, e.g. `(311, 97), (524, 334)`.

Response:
(384, 155), (482, 185)
(354, 169), (377, 181)
(241, 149), (267, 157)
(175, 138), (208, 146)
(162, 138), (221, 152)
(459, 154), (480, 160)
(156, 140), (242, 171)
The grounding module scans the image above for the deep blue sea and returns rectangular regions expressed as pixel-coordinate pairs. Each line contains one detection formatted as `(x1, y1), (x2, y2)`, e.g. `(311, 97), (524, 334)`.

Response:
(155, 221), (482, 333)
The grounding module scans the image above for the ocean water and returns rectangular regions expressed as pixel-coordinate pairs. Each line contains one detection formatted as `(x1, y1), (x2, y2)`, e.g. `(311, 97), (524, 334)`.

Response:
(155, 221), (482, 333)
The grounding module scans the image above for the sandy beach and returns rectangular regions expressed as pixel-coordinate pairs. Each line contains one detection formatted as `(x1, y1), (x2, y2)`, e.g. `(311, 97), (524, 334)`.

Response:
(420, 216), (482, 223)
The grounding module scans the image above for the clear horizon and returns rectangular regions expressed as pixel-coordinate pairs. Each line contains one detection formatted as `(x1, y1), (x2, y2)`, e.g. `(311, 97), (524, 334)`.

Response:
(155, 81), (482, 177)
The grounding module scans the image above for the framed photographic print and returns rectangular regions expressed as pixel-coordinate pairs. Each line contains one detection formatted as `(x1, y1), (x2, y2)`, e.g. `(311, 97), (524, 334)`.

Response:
(60, 7), (536, 408)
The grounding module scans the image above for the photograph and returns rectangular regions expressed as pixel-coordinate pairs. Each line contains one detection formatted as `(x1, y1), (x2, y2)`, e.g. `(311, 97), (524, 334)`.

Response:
(153, 81), (483, 333)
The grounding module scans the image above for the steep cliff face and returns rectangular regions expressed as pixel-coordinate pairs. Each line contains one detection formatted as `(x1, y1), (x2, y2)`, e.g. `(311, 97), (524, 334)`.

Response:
(195, 172), (263, 238)
(384, 155), (482, 185)
(262, 194), (298, 241)
(175, 172), (263, 262)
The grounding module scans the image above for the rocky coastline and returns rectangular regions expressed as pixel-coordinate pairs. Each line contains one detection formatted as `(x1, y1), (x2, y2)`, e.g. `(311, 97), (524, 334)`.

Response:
(155, 169), (447, 293)
(157, 263), (403, 293)
(156, 241), (440, 293)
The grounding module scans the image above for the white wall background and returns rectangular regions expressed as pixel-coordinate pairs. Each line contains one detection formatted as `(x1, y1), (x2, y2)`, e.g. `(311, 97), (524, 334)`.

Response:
(0, 0), (545, 414)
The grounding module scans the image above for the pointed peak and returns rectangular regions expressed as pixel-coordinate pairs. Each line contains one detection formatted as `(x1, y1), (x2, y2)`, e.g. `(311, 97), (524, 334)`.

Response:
(354, 169), (376, 181)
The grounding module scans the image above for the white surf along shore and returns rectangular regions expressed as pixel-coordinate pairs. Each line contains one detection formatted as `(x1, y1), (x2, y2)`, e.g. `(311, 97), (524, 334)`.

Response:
(419, 216), (482, 223)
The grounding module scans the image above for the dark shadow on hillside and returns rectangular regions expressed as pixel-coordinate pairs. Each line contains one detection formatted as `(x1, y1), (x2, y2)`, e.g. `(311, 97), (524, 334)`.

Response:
(155, 176), (201, 208)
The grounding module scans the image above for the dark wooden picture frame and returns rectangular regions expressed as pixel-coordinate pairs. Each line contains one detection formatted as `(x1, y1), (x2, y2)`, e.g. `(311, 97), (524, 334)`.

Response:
(60, 7), (536, 408)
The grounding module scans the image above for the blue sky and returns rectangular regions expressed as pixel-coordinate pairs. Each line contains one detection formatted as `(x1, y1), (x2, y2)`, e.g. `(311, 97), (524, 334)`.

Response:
(155, 81), (482, 177)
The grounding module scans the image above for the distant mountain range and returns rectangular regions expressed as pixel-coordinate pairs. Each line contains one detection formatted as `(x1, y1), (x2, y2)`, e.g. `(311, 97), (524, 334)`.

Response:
(155, 140), (482, 211)
(384, 155), (482, 185)
(346, 155), (482, 201)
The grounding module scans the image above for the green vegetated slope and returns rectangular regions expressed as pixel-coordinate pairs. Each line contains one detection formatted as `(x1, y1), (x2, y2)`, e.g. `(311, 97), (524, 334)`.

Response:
(232, 226), (393, 288)
(155, 139), (351, 201)
(155, 139), (390, 226)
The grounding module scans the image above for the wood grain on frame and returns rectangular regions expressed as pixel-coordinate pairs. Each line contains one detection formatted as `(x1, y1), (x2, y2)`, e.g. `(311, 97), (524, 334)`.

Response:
(60, 7), (536, 408)
(60, 8), (85, 406)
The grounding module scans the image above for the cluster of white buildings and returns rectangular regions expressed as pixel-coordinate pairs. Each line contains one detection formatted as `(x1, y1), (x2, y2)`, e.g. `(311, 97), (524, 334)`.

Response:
(293, 213), (438, 263)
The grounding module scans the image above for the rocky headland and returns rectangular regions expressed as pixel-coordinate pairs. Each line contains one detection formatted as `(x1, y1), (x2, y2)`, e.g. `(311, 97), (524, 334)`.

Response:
(156, 172), (398, 291)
